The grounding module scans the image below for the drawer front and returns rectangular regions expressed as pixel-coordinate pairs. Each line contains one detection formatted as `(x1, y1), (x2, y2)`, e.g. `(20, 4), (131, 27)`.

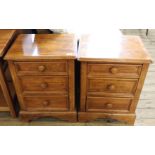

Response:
(87, 63), (142, 78)
(23, 95), (68, 111)
(18, 76), (68, 93)
(86, 96), (132, 112)
(87, 78), (138, 97)
(14, 61), (68, 75)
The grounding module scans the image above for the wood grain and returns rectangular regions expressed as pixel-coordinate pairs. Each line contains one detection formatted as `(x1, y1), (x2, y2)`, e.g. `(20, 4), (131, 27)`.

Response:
(78, 34), (152, 63)
(6, 34), (77, 122)
(78, 31), (152, 125)
(14, 61), (68, 75)
(87, 63), (142, 78)
(0, 30), (17, 57)
(5, 34), (77, 60)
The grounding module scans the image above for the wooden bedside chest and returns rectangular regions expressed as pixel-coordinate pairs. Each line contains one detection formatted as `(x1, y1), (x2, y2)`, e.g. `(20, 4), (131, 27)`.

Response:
(5, 34), (77, 122)
(0, 30), (17, 117)
(78, 33), (152, 125)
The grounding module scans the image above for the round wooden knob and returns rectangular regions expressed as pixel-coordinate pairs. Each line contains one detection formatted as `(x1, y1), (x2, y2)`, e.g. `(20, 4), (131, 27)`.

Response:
(108, 84), (116, 91)
(40, 82), (48, 89)
(42, 100), (49, 106)
(110, 67), (118, 74)
(38, 65), (46, 72)
(106, 103), (113, 108)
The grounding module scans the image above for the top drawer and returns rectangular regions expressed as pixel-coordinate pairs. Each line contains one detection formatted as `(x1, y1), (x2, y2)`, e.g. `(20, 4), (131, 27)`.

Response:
(14, 61), (68, 75)
(87, 63), (142, 78)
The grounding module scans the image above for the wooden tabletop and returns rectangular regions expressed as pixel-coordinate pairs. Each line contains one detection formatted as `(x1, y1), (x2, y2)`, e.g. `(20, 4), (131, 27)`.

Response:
(0, 30), (17, 57)
(5, 34), (77, 60)
(78, 33), (152, 63)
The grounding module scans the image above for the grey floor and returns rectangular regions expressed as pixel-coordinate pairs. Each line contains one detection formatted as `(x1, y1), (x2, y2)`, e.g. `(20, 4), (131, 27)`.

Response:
(0, 29), (154, 126)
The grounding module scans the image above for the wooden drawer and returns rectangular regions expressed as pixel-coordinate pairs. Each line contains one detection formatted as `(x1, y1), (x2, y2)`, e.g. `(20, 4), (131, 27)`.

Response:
(87, 78), (138, 97)
(87, 63), (142, 78)
(14, 61), (68, 75)
(18, 76), (68, 94)
(23, 95), (69, 111)
(86, 96), (132, 112)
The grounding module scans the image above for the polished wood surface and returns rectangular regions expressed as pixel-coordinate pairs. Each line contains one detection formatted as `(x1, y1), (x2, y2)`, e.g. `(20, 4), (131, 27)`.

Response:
(0, 30), (17, 57)
(5, 34), (77, 122)
(78, 34), (152, 63)
(5, 34), (77, 60)
(78, 33), (152, 124)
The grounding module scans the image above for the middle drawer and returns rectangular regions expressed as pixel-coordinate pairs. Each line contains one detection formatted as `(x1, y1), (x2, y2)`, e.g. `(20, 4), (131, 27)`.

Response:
(87, 78), (138, 97)
(18, 76), (68, 94)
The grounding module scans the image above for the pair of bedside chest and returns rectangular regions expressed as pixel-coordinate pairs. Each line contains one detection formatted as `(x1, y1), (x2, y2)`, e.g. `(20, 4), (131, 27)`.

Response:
(4, 33), (152, 124)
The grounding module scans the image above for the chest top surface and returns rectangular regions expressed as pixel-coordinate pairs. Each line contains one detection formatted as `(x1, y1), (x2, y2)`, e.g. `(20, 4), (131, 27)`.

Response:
(78, 33), (152, 63)
(5, 34), (77, 60)
(0, 30), (16, 57)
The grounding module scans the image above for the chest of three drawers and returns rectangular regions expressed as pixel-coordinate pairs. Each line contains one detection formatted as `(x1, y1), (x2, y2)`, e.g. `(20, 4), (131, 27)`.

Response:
(78, 34), (152, 125)
(79, 62), (149, 124)
(5, 34), (77, 122)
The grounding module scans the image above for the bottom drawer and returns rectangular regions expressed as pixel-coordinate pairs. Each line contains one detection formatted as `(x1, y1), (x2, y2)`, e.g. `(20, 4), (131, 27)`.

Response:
(23, 96), (69, 111)
(86, 97), (133, 112)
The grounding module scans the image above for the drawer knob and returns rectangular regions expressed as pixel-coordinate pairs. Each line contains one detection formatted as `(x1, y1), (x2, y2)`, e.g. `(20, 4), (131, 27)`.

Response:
(106, 103), (113, 108)
(42, 100), (49, 106)
(40, 82), (48, 89)
(110, 67), (118, 74)
(38, 65), (46, 72)
(108, 84), (116, 91)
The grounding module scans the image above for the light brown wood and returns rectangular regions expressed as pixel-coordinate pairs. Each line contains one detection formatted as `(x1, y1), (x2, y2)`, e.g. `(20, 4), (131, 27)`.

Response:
(87, 78), (138, 97)
(8, 61), (26, 110)
(23, 95), (69, 111)
(20, 111), (77, 122)
(78, 112), (136, 125)
(5, 34), (77, 60)
(0, 29), (154, 126)
(5, 34), (77, 122)
(80, 62), (87, 111)
(0, 86), (10, 111)
(86, 96), (133, 112)
(0, 30), (17, 117)
(0, 30), (17, 57)
(78, 34), (152, 63)
(78, 33), (152, 125)
(0, 64), (16, 117)
(87, 63), (142, 78)
(18, 76), (68, 93)
(68, 60), (75, 111)
(130, 64), (149, 112)
(14, 61), (68, 75)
